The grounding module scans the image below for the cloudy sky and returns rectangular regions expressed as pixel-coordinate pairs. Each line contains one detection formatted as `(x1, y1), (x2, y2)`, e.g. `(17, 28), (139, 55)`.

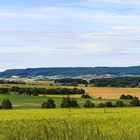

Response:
(0, 0), (140, 71)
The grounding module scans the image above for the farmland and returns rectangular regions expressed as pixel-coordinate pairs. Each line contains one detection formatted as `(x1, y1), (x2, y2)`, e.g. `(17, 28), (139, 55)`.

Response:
(0, 94), (132, 109)
(0, 108), (140, 140)
(0, 83), (139, 108)
(1, 83), (140, 99)
(0, 83), (139, 139)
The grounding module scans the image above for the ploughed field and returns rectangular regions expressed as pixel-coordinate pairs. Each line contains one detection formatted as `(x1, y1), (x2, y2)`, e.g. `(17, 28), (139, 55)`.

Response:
(0, 108), (140, 140)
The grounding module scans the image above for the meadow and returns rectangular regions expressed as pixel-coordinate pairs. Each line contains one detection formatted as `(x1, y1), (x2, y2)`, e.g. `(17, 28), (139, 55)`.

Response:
(0, 108), (140, 140)
(0, 94), (131, 109)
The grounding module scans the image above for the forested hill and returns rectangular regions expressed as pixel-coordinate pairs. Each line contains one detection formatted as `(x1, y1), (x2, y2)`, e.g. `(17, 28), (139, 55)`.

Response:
(0, 66), (140, 77)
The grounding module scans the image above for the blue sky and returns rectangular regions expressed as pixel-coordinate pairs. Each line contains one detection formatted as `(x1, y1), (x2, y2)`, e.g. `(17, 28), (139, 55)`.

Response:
(0, 0), (140, 71)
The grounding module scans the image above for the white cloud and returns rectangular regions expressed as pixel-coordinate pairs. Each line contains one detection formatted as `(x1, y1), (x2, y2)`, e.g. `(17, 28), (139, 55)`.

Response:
(0, 0), (140, 70)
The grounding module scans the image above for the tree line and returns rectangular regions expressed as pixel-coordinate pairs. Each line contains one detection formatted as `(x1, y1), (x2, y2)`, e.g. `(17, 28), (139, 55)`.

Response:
(1, 94), (140, 110)
(41, 95), (140, 109)
(89, 77), (140, 87)
(54, 77), (140, 87)
(0, 80), (25, 84)
(55, 78), (88, 86)
(0, 87), (85, 96)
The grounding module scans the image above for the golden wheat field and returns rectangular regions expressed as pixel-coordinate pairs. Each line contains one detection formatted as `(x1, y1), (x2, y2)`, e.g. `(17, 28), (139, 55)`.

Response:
(0, 108), (139, 140)
(85, 87), (140, 99)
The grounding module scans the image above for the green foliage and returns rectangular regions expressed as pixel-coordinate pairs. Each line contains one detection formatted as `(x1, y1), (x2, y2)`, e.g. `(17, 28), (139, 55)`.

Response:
(105, 102), (113, 107)
(120, 94), (127, 99)
(83, 100), (94, 108)
(90, 77), (140, 87)
(0, 80), (25, 84)
(126, 95), (133, 99)
(115, 101), (124, 107)
(120, 94), (134, 100)
(0, 88), (9, 94)
(81, 93), (92, 98)
(98, 103), (106, 108)
(130, 97), (140, 106)
(60, 97), (79, 108)
(2, 99), (12, 109)
(0, 87), (85, 96)
(55, 78), (88, 86)
(41, 99), (56, 109)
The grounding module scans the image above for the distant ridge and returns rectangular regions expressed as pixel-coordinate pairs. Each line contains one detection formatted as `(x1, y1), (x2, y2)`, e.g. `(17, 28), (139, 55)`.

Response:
(0, 66), (140, 78)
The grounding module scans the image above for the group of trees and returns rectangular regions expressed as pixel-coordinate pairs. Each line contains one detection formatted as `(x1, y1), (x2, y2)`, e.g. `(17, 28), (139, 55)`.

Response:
(81, 93), (92, 98)
(90, 77), (140, 87)
(98, 101), (124, 108)
(41, 95), (140, 109)
(0, 99), (12, 109)
(54, 77), (140, 87)
(0, 87), (85, 96)
(55, 78), (88, 86)
(120, 94), (140, 106)
(0, 80), (25, 84)
(120, 94), (134, 100)
(41, 98), (125, 109)
(41, 99), (56, 108)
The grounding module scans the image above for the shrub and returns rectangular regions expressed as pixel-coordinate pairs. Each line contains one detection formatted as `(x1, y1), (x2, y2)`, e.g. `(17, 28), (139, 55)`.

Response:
(126, 95), (133, 100)
(130, 97), (140, 106)
(105, 102), (113, 107)
(2, 99), (12, 109)
(0, 88), (9, 94)
(120, 94), (127, 99)
(81, 93), (92, 98)
(41, 99), (56, 108)
(98, 103), (106, 108)
(83, 100), (94, 108)
(115, 101), (124, 107)
(60, 97), (79, 108)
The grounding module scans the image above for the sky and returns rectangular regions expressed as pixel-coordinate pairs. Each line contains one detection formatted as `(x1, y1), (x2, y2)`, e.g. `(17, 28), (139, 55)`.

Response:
(0, 0), (140, 71)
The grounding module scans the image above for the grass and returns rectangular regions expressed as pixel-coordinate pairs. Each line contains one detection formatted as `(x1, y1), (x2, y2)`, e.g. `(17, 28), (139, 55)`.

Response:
(0, 94), (131, 109)
(0, 108), (140, 140)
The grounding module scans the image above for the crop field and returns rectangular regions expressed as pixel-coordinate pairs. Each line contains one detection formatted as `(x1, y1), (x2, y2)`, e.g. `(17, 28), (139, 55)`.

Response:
(85, 87), (140, 99)
(0, 108), (139, 140)
(0, 84), (140, 99)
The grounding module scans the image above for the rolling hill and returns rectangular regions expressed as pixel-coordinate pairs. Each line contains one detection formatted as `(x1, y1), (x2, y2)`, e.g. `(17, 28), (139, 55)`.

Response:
(0, 66), (140, 78)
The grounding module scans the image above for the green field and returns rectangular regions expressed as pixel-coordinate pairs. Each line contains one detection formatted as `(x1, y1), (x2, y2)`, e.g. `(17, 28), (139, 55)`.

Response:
(0, 108), (139, 140)
(0, 94), (132, 109)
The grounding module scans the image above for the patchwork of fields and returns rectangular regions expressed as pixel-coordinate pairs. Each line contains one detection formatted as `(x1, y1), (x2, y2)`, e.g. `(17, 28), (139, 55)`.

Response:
(0, 84), (139, 139)
(0, 108), (140, 140)
(1, 84), (140, 99)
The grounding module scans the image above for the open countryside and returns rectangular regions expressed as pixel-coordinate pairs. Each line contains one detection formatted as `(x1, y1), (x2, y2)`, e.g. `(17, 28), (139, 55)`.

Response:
(1, 83), (140, 99)
(1, 0), (140, 139)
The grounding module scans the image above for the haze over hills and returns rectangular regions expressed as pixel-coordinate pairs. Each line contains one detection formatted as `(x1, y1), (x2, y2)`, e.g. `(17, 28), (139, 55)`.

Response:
(0, 66), (140, 78)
